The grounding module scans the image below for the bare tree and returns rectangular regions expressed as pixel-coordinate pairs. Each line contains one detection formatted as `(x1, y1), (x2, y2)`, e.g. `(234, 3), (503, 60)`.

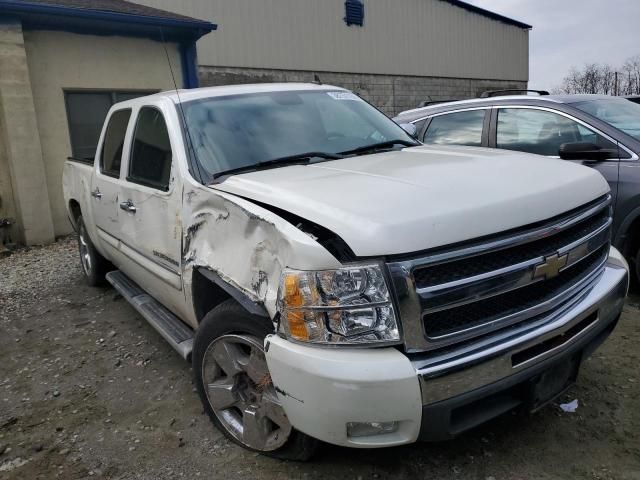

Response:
(622, 55), (640, 95)
(557, 56), (640, 95)
(559, 67), (580, 94)
(599, 64), (615, 94)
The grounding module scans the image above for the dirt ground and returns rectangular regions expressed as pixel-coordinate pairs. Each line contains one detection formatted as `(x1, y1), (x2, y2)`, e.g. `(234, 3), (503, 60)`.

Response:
(0, 237), (639, 480)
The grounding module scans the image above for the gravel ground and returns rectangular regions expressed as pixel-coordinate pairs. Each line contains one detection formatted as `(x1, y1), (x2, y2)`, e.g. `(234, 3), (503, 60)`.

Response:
(1, 237), (639, 480)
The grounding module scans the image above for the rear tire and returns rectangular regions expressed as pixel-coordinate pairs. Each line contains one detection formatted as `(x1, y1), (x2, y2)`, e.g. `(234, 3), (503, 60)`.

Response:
(193, 299), (319, 461)
(77, 215), (110, 286)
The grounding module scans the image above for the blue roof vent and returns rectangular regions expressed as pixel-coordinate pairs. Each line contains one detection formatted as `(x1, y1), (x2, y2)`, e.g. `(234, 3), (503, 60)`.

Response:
(344, 0), (364, 27)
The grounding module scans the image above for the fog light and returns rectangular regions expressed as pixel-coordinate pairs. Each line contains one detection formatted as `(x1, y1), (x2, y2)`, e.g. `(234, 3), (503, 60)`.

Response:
(346, 421), (399, 438)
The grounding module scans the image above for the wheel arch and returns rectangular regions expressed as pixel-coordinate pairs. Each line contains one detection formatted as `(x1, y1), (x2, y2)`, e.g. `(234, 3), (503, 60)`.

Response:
(614, 206), (640, 259)
(68, 199), (82, 230)
(192, 267), (270, 324)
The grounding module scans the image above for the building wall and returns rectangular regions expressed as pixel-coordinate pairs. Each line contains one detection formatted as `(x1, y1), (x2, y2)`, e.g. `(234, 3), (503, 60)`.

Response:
(22, 30), (184, 236)
(0, 20), (54, 245)
(0, 93), (17, 245)
(200, 65), (526, 116)
(139, 0), (529, 82)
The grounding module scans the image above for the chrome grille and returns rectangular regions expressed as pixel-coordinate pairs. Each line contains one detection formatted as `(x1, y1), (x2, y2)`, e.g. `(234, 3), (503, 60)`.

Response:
(413, 208), (609, 288)
(423, 244), (608, 338)
(387, 195), (612, 352)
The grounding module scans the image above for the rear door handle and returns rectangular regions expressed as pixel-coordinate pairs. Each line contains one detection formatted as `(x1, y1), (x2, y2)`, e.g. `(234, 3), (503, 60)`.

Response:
(119, 200), (137, 213)
(91, 188), (102, 199)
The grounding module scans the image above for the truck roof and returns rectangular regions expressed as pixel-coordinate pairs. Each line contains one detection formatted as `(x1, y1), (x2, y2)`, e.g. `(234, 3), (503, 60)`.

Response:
(119, 83), (347, 106)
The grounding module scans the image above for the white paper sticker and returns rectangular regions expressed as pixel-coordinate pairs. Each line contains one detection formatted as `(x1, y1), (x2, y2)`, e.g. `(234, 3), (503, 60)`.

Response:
(327, 91), (360, 101)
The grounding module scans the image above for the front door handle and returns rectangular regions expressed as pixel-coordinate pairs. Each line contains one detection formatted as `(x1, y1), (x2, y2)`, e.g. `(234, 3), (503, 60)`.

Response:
(119, 200), (137, 213)
(91, 188), (102, 199)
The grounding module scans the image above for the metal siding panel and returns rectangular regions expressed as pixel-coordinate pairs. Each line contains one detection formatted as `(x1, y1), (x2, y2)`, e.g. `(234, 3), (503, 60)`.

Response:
(136, 0), (528, 81)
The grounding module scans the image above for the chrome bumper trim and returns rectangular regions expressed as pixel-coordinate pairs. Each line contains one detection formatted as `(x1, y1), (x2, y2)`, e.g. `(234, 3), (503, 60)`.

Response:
(413, 260), (627, 405)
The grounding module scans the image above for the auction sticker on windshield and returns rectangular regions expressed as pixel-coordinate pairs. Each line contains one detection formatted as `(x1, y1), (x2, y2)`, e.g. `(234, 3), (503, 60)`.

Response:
(327, 91), (360, 101)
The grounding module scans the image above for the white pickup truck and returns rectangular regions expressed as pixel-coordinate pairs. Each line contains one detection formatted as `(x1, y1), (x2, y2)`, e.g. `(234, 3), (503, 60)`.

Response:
(63, 83), (629, 460)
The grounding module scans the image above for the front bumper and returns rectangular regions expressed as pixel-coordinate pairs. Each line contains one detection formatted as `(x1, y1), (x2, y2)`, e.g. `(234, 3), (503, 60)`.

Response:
(264, 249), (628, 448)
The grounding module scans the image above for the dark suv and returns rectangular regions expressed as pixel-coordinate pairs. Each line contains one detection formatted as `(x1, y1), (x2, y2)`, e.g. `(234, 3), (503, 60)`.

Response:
(394, 93), (640, 281)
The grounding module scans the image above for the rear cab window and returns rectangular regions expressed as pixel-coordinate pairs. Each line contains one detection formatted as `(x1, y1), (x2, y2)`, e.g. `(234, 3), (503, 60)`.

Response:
(422, 109), (485, 146)
(128, 107), (173, 191)
(100, 109), (131, 177)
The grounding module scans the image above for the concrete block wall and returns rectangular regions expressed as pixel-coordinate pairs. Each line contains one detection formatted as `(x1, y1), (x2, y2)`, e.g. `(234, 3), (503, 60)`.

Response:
(199, 66), (526, 116)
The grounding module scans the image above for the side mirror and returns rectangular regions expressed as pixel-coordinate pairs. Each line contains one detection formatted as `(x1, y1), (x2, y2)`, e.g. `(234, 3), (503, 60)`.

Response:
(558, 142), (617, 161)
(399, 123), (417, 138)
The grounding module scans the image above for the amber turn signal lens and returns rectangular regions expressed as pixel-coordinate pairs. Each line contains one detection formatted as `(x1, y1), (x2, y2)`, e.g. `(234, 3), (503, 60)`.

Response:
(286, 311), (310, 341)
(284, 274), (304, 308)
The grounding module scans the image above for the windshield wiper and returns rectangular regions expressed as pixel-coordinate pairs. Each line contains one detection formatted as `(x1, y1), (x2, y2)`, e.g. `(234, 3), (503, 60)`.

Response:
(339, 139), (419, 156)
(211, 151), (344, 180)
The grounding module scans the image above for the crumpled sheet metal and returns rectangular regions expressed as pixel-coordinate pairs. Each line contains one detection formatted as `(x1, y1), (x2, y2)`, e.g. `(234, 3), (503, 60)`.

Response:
(181, 184), (340, 323)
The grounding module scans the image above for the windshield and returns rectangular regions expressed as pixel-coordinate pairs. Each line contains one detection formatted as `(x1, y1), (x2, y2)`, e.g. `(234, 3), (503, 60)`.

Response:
(181, 90), (415, 179)
(572, 98), (640, 141)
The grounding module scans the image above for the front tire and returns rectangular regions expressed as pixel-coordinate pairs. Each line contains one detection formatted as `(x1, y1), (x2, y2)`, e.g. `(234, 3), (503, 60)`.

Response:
(635, 247), (640, 287)
(77, 215), (110, 286)
(193, 299), (318, 461)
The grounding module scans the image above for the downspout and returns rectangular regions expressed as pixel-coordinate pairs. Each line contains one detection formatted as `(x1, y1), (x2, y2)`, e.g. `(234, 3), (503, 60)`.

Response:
(179, 40), (199, 89)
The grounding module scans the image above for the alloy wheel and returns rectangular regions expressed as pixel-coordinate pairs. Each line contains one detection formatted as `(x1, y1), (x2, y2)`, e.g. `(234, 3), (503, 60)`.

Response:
(201, 334), (292, 451)
(79, 225), (92, 276)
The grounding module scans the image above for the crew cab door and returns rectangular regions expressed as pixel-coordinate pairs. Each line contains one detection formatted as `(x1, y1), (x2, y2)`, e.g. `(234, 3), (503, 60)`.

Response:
(90, 108), (131, 263)
(492, 106), (622, 206)
(117, 104), (186, 318)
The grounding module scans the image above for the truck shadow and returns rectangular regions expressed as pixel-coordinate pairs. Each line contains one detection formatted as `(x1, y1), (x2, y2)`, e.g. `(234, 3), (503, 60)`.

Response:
(315, 408), (554, 467)
(298, 298), (640, 477)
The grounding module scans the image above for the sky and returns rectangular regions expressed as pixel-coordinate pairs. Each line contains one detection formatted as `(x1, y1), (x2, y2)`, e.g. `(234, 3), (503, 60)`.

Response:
(465, 0), (640, 90)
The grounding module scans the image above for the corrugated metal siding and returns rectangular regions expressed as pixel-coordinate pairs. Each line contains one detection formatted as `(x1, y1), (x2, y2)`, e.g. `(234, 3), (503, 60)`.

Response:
(138, 0), (528, 81)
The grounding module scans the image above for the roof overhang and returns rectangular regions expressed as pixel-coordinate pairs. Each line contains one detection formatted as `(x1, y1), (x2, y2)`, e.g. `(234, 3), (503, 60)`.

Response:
(442, 0), (532, 30)
(0, 0), (217, 41)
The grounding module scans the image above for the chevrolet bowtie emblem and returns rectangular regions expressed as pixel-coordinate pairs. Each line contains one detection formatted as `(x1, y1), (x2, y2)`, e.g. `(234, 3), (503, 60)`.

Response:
(533, 253), (568, 280)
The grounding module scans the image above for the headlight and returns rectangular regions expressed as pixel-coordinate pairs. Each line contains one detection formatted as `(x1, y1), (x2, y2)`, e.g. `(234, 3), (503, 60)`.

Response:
(277, 263), (400, 345)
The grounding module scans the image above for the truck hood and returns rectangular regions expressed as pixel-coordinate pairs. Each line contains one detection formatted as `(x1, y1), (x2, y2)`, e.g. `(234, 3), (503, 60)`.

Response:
(211, 145), (609, 257)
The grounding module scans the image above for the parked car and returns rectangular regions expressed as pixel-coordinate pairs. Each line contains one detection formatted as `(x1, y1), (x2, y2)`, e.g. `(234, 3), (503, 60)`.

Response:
(63, 84), (628, 460)
(394, 93), (640, 282)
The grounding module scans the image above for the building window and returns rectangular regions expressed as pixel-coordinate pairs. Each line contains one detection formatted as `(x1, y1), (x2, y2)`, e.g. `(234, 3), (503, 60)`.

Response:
(64, 91), (155, 161)
(344, 0), (364, 26)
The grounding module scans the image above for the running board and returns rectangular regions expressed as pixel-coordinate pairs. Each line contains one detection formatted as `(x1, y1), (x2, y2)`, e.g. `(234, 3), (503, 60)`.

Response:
(106, 271), (194, 360)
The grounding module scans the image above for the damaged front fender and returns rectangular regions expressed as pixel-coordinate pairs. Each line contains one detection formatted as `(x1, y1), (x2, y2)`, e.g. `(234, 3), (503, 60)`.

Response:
(181, 184), (341, 327)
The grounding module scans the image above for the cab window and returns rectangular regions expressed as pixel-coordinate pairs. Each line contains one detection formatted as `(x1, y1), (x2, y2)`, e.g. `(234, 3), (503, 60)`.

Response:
(128, 107), (173, 191)
(496, 108), (619, 157)
(100, 109), (131, 177)
(422, 110), (485, 146)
